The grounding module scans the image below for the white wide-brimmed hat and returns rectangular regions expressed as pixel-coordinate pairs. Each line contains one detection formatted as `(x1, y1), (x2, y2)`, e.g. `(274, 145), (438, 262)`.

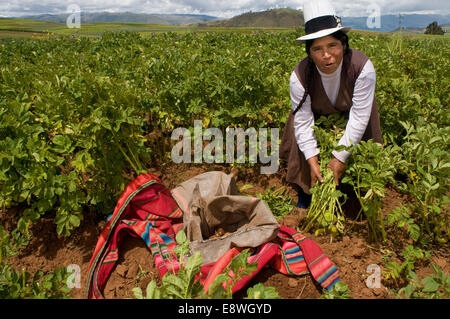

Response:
(296, 0), (352, 43)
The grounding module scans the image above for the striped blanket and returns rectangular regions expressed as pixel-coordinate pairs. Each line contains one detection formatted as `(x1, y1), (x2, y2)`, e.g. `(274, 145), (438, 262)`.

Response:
(85, 173), (339, 299)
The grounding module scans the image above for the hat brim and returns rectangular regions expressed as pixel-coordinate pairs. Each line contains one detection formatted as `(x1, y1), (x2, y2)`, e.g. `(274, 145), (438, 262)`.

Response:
(295, 26), (352, 43)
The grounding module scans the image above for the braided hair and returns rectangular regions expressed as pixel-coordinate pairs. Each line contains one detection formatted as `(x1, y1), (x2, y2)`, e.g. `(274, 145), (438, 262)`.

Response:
(293, 30), (350, 115)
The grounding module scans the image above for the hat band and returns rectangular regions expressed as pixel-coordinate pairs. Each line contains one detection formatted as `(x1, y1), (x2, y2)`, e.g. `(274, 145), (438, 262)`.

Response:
(305, 15), (341, 35)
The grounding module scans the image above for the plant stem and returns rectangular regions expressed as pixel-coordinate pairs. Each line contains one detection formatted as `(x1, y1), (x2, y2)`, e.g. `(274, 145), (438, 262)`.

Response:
(126, 140), (144, 172)
(111, 131), (139, 173)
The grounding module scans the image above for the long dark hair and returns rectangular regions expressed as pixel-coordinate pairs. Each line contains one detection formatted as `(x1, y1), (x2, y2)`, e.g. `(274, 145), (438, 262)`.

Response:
(293, 30), (350, 115)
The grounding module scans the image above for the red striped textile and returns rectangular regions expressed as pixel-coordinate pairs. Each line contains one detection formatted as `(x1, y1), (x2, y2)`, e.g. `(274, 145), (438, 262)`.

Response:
(85, 173), (340, 298)
(85, 173), (183, 299)
(279, 225), (340, 291)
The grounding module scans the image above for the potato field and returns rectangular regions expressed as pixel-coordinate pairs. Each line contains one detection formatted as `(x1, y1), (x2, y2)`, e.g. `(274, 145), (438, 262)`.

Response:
(0, 29), (449, 300)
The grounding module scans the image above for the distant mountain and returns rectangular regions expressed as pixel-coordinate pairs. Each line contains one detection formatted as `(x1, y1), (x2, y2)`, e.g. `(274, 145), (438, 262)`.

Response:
(341, 14), (450, 32)
(198, 8), (304, 28)
(198, 9), (450, 32)
(11, 11), (220, 25)
(8, 10), (450, 32)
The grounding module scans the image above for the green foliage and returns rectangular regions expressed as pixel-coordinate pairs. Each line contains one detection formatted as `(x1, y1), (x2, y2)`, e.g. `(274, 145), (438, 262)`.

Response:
(384, 245), (449, 299)
(343, 141), (404, 242)
(173, 229), (190, 263)
(424, 22), (445, 35)
(132, 229), (204, 300)
(0, 226), (72, 299)
(207, 248), (259, 299)
(302, 114), (348, 236)
(0, 31), (301, 237)
(245, 283), (280, 299)
(256, 186), (295, 219)
(303, 168), (346, 236)
(0, 265), (72, 299)
(0, 31), (449, 300)
(371, 35), (449, 142)
(320, 282), (352, 299)
(132, 229), (277, 299)
(396, 120), (450, 245)
(396, 264), (450, 299)
(1, 31), (449, 244)
(383, 244), (431, 287)
(0, 226), (28, 265)
(386, 206), (420, 242)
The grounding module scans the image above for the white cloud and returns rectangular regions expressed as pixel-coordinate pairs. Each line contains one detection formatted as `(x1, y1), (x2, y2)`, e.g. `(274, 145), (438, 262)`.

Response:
(0, 0), (449, 18)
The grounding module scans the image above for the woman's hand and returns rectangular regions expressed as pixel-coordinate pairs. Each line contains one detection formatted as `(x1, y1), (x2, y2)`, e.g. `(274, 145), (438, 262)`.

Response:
(327, 157), (346, 186)
(307, 156), (324, 188)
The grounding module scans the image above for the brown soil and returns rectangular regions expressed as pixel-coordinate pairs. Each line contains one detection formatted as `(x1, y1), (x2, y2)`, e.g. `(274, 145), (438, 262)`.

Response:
(4, 163), (449, 299)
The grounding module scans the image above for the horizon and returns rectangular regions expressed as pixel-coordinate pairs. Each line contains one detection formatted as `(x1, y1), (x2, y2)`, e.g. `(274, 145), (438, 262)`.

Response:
(1, 0), (449, 19)
(2, 8), (450, 20)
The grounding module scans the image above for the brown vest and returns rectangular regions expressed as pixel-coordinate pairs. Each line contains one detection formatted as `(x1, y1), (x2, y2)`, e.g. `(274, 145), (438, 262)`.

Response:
(280, 49), (382, 194)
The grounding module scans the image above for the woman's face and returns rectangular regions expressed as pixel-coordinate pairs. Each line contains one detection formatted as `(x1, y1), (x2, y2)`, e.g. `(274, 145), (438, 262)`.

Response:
(309, 35), (345, 74)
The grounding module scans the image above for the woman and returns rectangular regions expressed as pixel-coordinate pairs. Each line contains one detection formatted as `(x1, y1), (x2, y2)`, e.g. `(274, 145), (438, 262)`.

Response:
(280, 0), (382, 208)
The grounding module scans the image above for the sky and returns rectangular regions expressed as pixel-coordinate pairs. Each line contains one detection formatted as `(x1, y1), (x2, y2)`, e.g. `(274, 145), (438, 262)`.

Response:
(1, 0), (449, 18)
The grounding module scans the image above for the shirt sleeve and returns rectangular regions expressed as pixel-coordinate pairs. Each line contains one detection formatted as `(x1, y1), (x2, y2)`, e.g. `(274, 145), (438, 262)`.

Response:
(332, 59), (376, 163)
(290, 71), (320, 161)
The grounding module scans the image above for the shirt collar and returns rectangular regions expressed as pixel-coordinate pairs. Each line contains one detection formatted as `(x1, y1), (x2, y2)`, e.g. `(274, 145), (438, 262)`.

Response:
(316, 59), (343, 78)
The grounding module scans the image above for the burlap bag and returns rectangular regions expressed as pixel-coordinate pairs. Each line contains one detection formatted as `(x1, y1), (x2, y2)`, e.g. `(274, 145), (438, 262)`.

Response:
(171, 171), (279, 265)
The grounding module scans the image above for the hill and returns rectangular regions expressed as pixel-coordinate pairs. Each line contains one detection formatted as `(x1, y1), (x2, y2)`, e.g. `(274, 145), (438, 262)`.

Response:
(197, 9), (450, 32)
(8, 11), (219, 25)
(4, 9), (450, 33)
(198, 8), (304, 28)
(342, 14), (450, 32)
